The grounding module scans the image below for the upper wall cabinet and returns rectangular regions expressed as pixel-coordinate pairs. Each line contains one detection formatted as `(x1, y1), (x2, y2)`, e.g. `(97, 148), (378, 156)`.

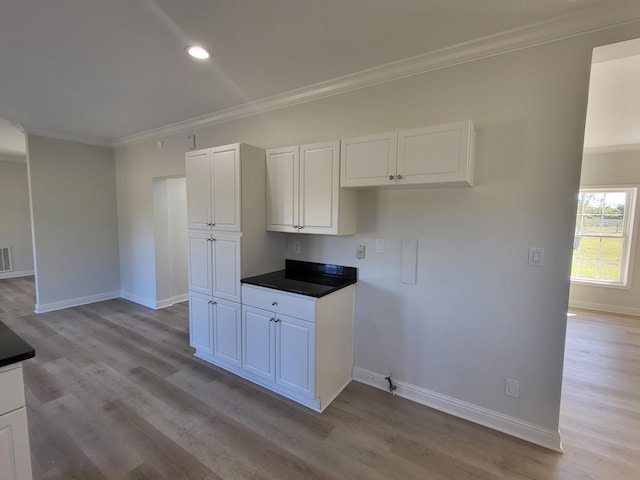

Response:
(186, 144), (241, 232)
(267, 141), (356, 235)
(340, 120), (475, 188)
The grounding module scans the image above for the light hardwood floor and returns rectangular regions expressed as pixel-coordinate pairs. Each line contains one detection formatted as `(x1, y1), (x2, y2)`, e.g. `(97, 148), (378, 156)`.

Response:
(1, 276), (638, 479)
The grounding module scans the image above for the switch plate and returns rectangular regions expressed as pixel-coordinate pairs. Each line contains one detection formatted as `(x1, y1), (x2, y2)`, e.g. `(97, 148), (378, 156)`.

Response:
(505, 378), (520, 398)
(356, 244), (366, 259)
(187, 134), (196, 149)
(528, 247), (544, 267)
(375, 238), (385, 253)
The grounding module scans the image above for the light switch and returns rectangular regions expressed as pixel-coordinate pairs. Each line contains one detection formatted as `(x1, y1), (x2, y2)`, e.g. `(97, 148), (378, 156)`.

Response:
(375, 238), (385, 253)
(528, 247), (544, 267)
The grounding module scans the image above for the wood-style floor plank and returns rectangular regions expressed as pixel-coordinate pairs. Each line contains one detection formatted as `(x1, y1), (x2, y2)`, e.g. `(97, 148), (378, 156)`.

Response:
(1, 277), (639, 479)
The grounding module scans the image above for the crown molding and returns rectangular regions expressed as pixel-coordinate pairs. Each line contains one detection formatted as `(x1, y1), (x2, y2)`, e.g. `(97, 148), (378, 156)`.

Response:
(25, 128), (112, 149)
(110, 2), (640, 148)
(583, 143), (640, 155)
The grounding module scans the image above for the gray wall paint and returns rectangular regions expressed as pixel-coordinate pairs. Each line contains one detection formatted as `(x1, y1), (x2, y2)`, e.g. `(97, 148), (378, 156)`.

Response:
(569, 148), (640, 314)
(27, 135), (120, 309)
(114, 23), (640, 438)
(0, 158), (34, 277)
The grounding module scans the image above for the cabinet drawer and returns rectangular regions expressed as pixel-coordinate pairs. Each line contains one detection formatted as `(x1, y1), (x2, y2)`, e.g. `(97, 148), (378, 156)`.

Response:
(242, 285), (316, 321)
(0, 365), (26, 414)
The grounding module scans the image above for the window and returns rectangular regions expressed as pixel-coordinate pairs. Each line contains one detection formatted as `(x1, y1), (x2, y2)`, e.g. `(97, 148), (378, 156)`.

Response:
(572, 188), (637, 286)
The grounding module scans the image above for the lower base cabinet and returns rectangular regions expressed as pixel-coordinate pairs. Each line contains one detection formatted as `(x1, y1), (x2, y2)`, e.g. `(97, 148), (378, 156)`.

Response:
(242, 306), (315, 398)
(189, 284), (355, 412)
(189, 292), (241, 368)
(0, 364), (33, 480)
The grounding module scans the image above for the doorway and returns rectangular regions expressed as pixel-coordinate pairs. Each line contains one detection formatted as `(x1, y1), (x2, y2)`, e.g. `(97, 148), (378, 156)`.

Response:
(568, 37), (640, 316)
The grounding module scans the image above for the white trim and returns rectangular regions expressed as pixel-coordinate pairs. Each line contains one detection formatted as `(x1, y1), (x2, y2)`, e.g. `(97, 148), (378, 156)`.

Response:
(120, 291), (156, 310)
(583, 143), (640, 154)
(24, 129), (112, 149)
(352, 366), (563, 453)
(155, 293), (189, 309)
(35, 291), (120, 314)
(0, 269), (34, 280)
(112, 3), (640, 148)
(568, 300), (640, 317)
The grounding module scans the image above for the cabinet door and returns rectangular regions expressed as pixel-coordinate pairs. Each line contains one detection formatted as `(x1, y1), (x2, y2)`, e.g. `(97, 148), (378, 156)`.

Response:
(266, 146), (299, 232)
(187, 232), (213, 295)
(276, 314), (315, 398)
(212, 298), (241, 367)
(242, 306), (275, 381)
(0, 408), (32, 480)
(299, 141), (339, 234)
(186, 149), (213, 230)
(397, 121), (474, 186)
(211, 234), (241, 302)
(211, 144), (241, 231)
(340, 132), (397, 187)
(189, 292), (213, 356)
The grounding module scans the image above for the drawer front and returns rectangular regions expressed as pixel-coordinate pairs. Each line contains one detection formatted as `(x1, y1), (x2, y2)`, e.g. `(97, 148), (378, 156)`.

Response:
(0, 365), (26, 415)
(242, 285), (316, 321)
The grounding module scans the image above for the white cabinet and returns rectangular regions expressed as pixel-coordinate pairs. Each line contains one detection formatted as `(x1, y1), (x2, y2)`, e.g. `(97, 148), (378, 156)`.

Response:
(242, 305), (315, 398)
(187, 231), (241, 303)
(266, 141), (356, 235)
(186, 144), (241, 232)
(189, 292), (242, 368)
(0, 364), (32, 480)
(340, 121), (475, 187)
(240, 284), (354, 411)
(340, 132), (398, 187)
(186, 143), (285, 367)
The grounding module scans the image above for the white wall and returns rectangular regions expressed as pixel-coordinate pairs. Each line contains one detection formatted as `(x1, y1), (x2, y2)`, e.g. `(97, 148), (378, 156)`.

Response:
(0, 158), (34, 278)
(27, 135), (120, 312)
(569, 148), (640, 315)
(114, 22), (640, 449)
(153, 176), (188, 309)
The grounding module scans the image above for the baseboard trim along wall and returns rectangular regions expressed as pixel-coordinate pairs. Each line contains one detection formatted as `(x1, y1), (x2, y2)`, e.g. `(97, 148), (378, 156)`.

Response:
(121, 291), (189, 310)
(155, 293), (189, 309)
(569, 300), (640, 317)
(352, 366), (563, 453)
(0, 270), (34, 280)
(35, 291), (120, 314)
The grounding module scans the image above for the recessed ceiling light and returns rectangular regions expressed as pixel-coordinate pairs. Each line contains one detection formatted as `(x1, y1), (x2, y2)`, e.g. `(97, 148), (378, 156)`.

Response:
(186, 45), (212, 60)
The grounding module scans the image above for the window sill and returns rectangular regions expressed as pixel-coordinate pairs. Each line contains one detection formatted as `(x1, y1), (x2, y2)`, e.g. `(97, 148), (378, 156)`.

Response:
(570, 279), (631, 290)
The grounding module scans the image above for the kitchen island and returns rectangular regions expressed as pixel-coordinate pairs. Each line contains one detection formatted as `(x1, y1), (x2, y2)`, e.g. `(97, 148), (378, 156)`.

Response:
(0, 320), (35, 480)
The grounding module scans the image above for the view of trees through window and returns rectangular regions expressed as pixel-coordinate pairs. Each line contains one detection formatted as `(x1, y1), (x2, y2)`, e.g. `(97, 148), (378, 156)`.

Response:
(572, 189), (632, 284)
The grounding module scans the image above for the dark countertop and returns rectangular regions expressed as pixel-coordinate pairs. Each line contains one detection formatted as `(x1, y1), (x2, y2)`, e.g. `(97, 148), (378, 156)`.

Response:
(0, 320), (35, 368)
(241, 259), (357, 298)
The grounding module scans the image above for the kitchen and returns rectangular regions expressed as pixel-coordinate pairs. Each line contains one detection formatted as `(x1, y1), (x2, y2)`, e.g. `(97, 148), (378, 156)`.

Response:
(1, 1), (640, 478)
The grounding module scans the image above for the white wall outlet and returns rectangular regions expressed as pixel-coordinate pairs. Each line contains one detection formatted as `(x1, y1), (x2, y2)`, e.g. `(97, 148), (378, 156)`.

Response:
(528, 247), (544, 267)
(375, 238), (385, 253)
(505, 377), (520, 398)
(356, 244), (366, 259)
(293, 240), (301, 254)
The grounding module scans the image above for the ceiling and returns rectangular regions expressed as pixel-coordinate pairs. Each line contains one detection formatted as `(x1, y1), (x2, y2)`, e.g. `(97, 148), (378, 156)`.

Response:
(1, 0), (640, 154)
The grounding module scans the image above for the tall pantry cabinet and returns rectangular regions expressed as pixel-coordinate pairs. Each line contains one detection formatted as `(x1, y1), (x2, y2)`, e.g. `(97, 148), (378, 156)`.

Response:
(186, 143), (284, 369)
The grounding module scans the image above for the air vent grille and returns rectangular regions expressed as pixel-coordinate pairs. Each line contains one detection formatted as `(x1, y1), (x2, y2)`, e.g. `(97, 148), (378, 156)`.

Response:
(0, 247), (12, 272)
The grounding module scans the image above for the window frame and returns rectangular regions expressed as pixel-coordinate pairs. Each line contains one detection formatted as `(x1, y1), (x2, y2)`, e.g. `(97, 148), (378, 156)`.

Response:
(571, 186), (638, 289)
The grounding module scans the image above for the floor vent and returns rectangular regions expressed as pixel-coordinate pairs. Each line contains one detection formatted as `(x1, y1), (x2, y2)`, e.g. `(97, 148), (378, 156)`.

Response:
(0, 247), (12, 273)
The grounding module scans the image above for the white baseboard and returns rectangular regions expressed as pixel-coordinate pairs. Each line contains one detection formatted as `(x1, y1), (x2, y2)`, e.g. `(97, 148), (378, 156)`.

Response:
(0, 269), (34, 280)
(569, 300), (640, 317)
(35, 291), (120, 314)
(352, 366), (563, 453)
(120, 291), (156, 309)
(122, 291), (189, 310)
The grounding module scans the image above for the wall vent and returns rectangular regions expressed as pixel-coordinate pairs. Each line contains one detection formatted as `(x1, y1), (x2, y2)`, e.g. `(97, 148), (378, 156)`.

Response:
(0, 247), (12, 273)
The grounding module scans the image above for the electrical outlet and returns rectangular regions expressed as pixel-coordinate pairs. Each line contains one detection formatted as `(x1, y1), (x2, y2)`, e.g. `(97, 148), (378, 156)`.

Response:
(293, 240), (301, 254)
(505, 378), (520, 398)
(356, 244), (366, 259)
